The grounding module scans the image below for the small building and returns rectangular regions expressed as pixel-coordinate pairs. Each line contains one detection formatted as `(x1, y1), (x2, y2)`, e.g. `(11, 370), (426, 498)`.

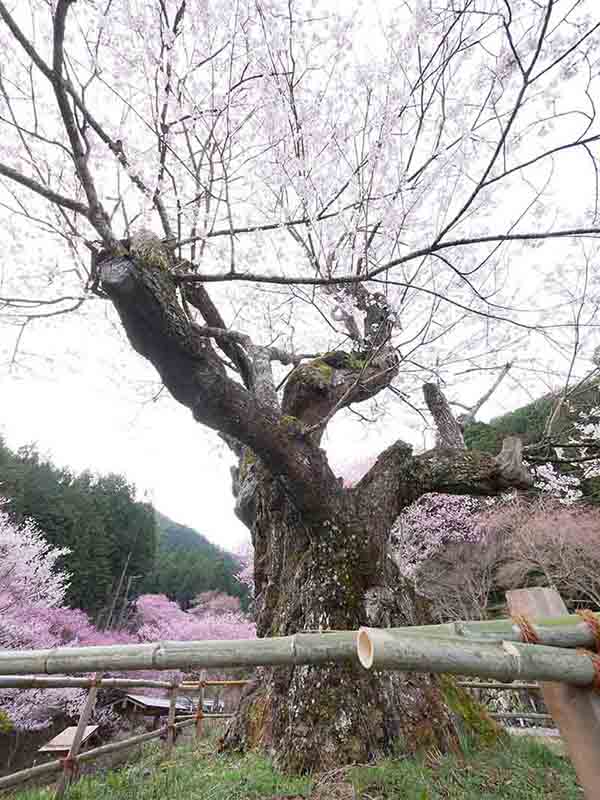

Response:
(119, 693), (193, 721)
(38, 725), (100, 757)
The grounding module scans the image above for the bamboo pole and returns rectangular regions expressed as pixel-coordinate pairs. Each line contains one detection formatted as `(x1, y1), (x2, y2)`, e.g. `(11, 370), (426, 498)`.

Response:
(54, 674), (101, 799)
(457, 681), (540, 691)
(507, 588), (600, 800)
(195, 671), (205, 740)
(0, 719), (197, 791)
(2, 611), (598, 679)
(356, 628), (599, 686)
(0, 757), (64, 790)
(488, 712), (553, 721)
(389, 612), (600, 648)
(0, 676), (174, 690)
(298, 614), (600, 647)
(181, 679), (250, 689)
(164, 683), (178, 757)
(0, 631), (358, 675)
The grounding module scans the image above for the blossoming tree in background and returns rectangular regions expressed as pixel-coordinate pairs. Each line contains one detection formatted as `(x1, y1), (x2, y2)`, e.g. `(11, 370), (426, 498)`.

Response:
(0, 505), (70, 614)
(136, 592), (254, 643)
(0, 505), (253, 732)
(0, 505), (103, 730)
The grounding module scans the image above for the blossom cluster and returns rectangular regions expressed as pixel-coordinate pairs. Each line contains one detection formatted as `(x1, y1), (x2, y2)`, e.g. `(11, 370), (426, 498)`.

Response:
(390, 493), (483, 578)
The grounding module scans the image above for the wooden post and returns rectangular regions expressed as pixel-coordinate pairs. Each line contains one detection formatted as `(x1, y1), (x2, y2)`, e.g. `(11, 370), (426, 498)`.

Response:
(164, 683), (178, 758)
(507, 587), (600, 800)
(54, 674), (101, 799)
(195, 672), (206, 740)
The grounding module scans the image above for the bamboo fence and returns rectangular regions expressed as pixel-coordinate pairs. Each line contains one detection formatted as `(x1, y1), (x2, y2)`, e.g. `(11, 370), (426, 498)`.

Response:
(488, 712), (553, 722)
(0, 675), (248, 793)
(1, 589), (599, 797)
(458, 679), (548, 725)
(457, 681), (541, 691)
(2, 609), (599, 676)
(0, 719), (197, 791)
(456, 681), (553, 724)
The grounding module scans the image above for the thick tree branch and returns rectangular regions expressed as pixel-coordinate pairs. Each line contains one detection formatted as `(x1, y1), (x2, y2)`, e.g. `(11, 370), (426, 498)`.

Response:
(282, 350), (399, 440)
(193, 324), (318, 367)
(98, 251), (341, 520)
(354, 436), (532, 536)
(176, 226), (600, 287)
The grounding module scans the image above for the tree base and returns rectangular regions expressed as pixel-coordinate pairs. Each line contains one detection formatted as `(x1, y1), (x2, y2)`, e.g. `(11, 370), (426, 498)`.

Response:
(220, 665), (504, 773)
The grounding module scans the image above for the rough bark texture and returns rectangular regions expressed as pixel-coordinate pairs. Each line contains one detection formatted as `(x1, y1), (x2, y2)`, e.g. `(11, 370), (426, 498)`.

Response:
(222, 438), (521, 771)
(98, 247), (527, 773)
(220, 469), (469, 772)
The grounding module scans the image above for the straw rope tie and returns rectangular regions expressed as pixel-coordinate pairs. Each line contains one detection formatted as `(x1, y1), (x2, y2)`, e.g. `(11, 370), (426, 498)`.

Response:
(590, 654), (600, 692)
(576, 609), (600, 653)
(511, 613), (540, 644)
(60, 756), (78, 775)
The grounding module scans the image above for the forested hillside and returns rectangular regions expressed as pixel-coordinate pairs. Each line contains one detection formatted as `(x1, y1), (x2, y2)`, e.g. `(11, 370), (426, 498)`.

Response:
(0, 439), (246, 617)
(140, 512), (248, 609)
(464, 378), (599, 451)
(463, 378), (600, 501)
(0, 438), (156, 616)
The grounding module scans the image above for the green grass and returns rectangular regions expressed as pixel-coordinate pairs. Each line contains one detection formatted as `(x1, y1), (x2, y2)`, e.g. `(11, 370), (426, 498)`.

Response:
(349, 737), (581, 799)
(13, 736), (581, 800)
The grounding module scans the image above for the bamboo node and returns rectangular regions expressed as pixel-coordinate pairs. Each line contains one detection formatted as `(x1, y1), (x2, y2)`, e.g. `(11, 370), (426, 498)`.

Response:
(511, 613), (539, 644)
(576, 609), (600, 653)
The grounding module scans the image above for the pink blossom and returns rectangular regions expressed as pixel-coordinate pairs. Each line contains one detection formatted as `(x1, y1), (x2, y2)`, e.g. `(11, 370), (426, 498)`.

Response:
(1, 508), (254, 731)
(391, 493), (482, 577)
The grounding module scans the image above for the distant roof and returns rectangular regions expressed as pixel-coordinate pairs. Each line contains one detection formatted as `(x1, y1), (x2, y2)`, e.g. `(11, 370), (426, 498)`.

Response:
(39, 725), (99, 753)
(123, 693), (193, 712)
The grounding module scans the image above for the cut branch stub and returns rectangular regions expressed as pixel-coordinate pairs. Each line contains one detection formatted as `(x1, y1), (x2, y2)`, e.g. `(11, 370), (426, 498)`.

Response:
(282, 350), (398, 437)
(494, 436), (531, 486)
(423, 383), (465, 450)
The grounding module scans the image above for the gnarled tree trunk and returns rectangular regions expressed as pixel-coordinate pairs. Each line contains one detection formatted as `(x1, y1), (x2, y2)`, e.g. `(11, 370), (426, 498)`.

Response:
(98, 244), (531, 773)
(222, 466), (461, 772)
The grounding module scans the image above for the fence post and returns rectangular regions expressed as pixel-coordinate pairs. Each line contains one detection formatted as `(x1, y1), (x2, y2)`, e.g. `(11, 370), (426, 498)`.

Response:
(507, 587), (600, 800)
(195, 671), (206, 741)
(54, 673), (101, 800)
(164, 682), (178, 758)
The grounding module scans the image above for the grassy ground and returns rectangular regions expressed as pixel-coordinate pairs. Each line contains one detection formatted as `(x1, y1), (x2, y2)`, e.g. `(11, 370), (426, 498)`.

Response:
(12, 734), (581, 800)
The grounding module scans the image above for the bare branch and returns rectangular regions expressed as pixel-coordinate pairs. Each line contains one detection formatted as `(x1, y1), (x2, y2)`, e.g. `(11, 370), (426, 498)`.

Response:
(177, 226), (600, 287)
(0, 162), (89, 216)
(458, 363), (512, 425)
